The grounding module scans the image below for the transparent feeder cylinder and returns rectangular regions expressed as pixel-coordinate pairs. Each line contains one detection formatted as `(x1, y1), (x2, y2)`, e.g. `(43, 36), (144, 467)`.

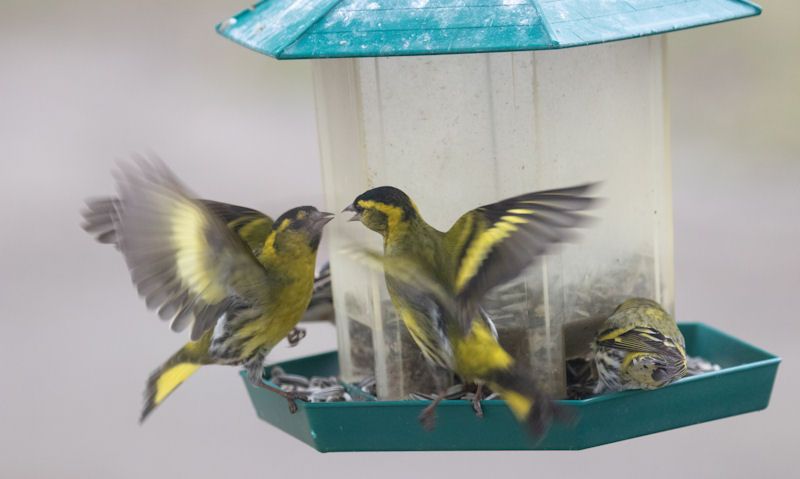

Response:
(314, 36), (674, 400)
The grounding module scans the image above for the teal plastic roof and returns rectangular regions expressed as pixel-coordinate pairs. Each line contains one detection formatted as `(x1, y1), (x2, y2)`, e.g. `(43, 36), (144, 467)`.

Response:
(217, 0), (761, 60)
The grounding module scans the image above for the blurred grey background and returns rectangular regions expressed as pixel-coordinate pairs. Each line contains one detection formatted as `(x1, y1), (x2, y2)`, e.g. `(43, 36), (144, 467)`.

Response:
(1, 1), (797, 477)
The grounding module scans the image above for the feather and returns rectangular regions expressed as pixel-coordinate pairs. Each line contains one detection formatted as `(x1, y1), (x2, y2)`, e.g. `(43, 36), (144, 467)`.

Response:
(447, 184), (597, 312)
(107, 157), (271, 338)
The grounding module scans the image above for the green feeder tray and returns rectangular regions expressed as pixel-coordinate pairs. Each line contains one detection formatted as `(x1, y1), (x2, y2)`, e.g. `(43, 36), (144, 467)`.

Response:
(242, 322), (779, 452)
(216, 0), (761, 59)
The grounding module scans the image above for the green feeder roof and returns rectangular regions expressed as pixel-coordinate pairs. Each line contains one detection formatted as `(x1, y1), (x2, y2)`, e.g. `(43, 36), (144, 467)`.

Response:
(216, 0), (761, 59)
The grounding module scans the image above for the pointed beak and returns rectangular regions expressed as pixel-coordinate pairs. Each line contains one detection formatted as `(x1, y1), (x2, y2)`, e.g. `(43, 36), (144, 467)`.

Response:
(318, 211), (335, 224)
(311, 210), (335, 230)
(342, 203), (362, 222)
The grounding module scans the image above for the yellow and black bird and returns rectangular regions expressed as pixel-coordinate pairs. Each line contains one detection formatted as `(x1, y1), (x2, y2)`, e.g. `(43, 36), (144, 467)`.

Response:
(85, 196), (334, 347)
(344, 185), (595, 434)
(593, 298), (687, 393)
(81, 159), (333, 421)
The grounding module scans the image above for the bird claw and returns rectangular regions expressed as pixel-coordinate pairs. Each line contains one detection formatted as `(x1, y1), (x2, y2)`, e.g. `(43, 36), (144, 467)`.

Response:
(418, 394), (444, 431)
(471, 396), (484, 418)
(418, 406), (437, 431)
(471, 384), (485, 419)
(283, 391), (309, 414)
(251, 376), (309, 414)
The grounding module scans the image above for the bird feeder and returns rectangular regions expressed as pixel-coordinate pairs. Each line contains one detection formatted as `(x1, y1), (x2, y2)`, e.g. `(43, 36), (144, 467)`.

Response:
(217, 0), (777, 449)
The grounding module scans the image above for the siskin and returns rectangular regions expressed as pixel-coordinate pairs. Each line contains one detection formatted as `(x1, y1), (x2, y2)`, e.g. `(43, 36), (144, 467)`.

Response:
(81, 159), (333, 421)
(86, 194), (333, 348)
(593, 298), (688, 394)
(344, 184), (595, 434)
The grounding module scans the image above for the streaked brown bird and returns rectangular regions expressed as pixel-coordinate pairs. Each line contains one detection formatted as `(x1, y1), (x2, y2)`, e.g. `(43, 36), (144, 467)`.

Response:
(594, 298), (687, 393)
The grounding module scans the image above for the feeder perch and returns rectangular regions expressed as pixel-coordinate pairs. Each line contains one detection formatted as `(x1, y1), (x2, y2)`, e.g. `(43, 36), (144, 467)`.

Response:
(216, 0), (773, 449)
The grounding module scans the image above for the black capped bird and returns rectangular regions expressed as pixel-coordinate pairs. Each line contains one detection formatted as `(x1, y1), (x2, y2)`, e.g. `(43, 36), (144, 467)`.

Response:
(85, 197), (334, 347)
(82, 159), (333, 421)
(593, 298), (687, 393)
(344, 184), (595, 434)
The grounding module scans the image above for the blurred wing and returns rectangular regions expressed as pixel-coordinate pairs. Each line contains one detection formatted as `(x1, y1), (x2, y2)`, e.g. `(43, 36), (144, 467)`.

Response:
(596, 326), (671, 354)
(83, 198), (273, 256)
(342, 248), (456, 367)
(478, 307), (498, 340)
(82, 197), (122, 247)
(446, 184), (596, 304)
(200, 200), (273, 256)
(103, 158), (272, 340)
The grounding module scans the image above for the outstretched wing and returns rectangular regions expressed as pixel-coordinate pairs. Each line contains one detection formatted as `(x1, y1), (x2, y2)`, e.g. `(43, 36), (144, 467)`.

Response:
(83, 197), (274, 256)
(85, 158), (273, 340)
(83, 194), (336, 325)
(82, 197), (122, 247)
(201, 200), (274, 256)
(446, 184), (596, 305)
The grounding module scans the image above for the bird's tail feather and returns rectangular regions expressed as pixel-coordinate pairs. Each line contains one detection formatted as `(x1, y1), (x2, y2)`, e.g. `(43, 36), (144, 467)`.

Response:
(488, 367), (573, 437)
(140, 343), (203, 423)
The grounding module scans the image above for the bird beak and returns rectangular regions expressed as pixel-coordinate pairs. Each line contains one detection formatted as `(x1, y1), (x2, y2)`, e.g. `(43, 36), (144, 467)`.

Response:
(311, 210), (335, 230)
(342, 203), (362, 222)
(317, 211), (335, 224)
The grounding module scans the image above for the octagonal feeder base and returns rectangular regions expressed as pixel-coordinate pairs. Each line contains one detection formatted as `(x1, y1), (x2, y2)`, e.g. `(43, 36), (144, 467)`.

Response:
(242, 323), (778, 452)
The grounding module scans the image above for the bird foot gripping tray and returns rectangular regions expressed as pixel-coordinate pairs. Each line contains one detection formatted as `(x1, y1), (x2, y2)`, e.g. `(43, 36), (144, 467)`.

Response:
(242, 323), (779, 452)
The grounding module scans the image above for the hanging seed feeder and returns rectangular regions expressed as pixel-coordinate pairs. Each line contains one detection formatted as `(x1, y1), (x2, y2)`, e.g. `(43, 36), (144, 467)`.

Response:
(216, 0), (778, 451)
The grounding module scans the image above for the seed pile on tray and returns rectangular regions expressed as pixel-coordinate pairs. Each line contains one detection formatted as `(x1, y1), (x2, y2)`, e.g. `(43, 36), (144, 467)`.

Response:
(686, 356), (722, 375)
(269, 366), (376, 402)
(271, 356), (722, 403)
